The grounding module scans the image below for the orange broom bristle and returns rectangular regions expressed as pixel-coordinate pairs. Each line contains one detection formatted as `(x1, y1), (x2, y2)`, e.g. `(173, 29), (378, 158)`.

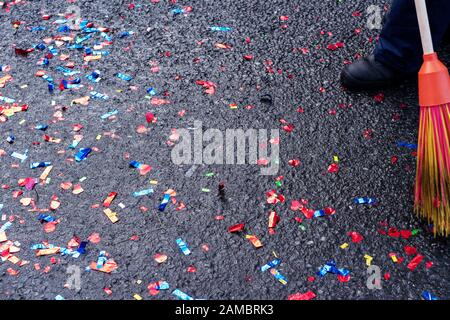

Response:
(415, 103), (450, 236)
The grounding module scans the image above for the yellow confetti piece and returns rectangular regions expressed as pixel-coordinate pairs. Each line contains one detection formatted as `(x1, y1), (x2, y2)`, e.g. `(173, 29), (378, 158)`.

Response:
(150, 180), (158, 185)
(390, 255), (398, 263)
(36, 248), (60, 256)
(0, 231), (7, 242)
(165, 189), (177, 197)
(245, 234), (263, 248)
(20, 85), (28, 89)
(7, 255), (21, 264)
(96, 134), (102, 140)
(71, 96), (90, 106)
(340, 243), (349, 249)
(133, 294), (142, 300)
(40, 166), (53, 181)
(3, 109), (14, 117)
(273, 251), (278, 258)
(333, 155), (339, 162)
(103, 208), (119, 223)
(19, 119), (26, 125)
(84, 55), (102, 62)
(364, 254), (373, 266)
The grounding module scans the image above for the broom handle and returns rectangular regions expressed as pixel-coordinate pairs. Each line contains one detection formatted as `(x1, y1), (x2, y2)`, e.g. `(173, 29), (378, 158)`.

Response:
(414, 0), (434, 54)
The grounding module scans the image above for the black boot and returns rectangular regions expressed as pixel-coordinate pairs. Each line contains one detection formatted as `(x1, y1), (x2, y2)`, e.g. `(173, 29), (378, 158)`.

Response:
(340, 54), (414, 90)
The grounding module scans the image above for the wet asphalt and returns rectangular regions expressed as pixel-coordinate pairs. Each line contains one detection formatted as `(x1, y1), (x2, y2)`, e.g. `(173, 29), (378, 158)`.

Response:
(0, 0), (449, 300)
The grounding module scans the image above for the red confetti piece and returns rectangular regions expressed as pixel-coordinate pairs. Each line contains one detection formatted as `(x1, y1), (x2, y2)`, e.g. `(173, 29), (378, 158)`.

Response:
(387, 227), (400, 238)
(266, 190), (285, 204)
(326, 42), (344, 51)
(407, 254), (424, 271)
(288, 159), (300, 167)
(347, 231), (363, 243)
(290, 200), (301, 211)
(337, 274), (351, 282)
(294, 217), (303, 223)
(103, 192), (117, 208)
(363, 128), (373, 139)
(145, 112), (156, 124)
(103, 287), (113, 296)
(374, 92), (385, 103)
(195, 80), (216, 95)
(327, 163), (339, 173)
(88, 232), (101, 244)
(154, 253), (168, 264)
(150, 98), (170, 105)
(268, 210), (280, 229)
(288, 291), (316, 300)
(228, 223), (245, 233)
(301, 207), (315, 219)
(138, 164), (152, 176)
(391, 156), (398, 164)
(400, 229), (412, 239)
(7, 268), (19, 276)
(187, 266), (197, 273)
(404, 245), (417, 256)
(43, 221), (58, 233)
(136, 124), (148, 134)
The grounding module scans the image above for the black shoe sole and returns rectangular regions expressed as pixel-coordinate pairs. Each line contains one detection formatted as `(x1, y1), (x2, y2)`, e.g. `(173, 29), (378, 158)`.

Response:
(340, 68), (413, 91)
(340, 69), (404, 91)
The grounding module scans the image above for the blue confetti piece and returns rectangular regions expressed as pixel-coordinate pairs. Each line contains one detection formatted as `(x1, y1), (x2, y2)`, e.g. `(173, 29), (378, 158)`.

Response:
(261, 258), (281, 272)
(354, 197), (377, 204)
(132, 189), (154, 197)
(176, 238), (191, 255)
(75, 148), (92, 162)
(210, 26), (232, 32)
(30, 161), (52, 169)
(101, 110), (118, 119)
(422, 291), (439, 300)
(172, 289), (194, 300)
(159, 193), (171, 211)
(397, 141), (418, 150)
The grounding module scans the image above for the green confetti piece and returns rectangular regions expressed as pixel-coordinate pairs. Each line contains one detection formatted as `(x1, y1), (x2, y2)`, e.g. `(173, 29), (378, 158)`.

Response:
(412, 229), (420, 235)
(201, 188), (211, 193)
(299, 224), (306, 231)
(275, 181), (282, 187)
(205, 172), (215, 177)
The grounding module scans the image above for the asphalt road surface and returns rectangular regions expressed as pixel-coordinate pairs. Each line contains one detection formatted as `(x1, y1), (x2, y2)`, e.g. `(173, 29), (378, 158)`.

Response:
(0, 0), (449, 300)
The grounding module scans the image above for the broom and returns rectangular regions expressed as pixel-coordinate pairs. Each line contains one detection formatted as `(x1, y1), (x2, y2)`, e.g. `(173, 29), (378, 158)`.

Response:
(414, 0), (450, 236)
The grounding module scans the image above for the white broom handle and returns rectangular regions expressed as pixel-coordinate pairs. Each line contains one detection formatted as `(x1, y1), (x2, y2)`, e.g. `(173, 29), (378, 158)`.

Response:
(414, 0), (434, 54)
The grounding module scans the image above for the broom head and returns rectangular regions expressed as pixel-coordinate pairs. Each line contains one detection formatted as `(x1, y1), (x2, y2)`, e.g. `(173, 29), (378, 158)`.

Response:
(415, 53), (450, 236)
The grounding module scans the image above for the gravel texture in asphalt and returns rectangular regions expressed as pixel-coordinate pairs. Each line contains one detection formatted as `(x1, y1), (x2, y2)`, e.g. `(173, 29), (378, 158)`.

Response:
(0, 0), (449, 300)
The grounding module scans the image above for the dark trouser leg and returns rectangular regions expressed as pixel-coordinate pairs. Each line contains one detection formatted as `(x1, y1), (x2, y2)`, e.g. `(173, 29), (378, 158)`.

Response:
(374, 0), (450, 74)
